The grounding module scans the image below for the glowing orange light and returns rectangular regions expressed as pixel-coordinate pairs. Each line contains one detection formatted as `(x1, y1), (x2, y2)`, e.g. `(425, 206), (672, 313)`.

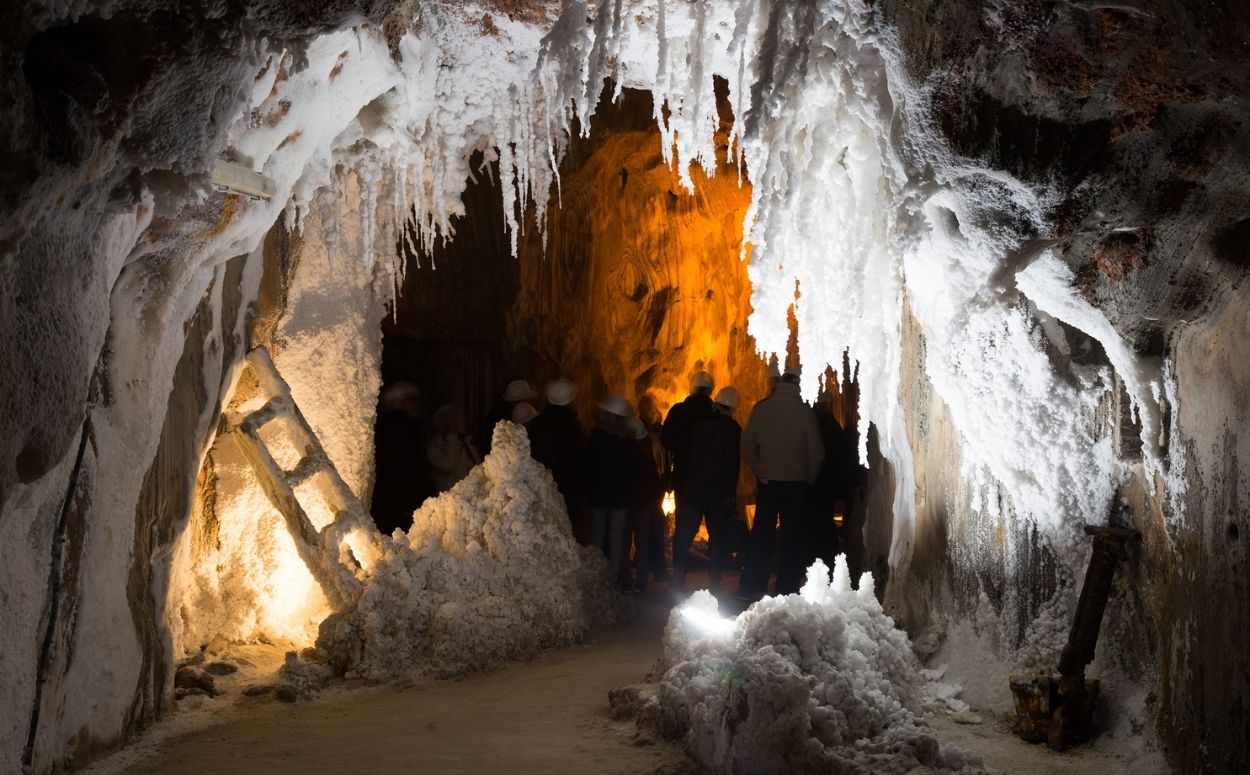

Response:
(259, 518), (331, 644)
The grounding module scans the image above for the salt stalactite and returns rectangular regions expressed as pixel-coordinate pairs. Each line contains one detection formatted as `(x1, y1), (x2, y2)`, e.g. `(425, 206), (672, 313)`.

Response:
(316, 173), (341, 269)
(534, 0), (1174, 562)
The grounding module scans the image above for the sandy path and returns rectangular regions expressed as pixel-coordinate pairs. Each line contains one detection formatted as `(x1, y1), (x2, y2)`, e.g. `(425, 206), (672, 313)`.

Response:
(87, 592), (692, 775)
(82, 573), (1167, 775)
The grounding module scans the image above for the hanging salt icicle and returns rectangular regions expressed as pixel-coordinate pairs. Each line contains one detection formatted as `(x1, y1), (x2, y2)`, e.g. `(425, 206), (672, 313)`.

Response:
(359, 158), (380, 272)
(317, 172), (340, 270)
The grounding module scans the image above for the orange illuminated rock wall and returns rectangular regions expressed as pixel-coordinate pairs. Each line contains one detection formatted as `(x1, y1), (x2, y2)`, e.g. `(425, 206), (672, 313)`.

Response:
(510, 87), (769, 425)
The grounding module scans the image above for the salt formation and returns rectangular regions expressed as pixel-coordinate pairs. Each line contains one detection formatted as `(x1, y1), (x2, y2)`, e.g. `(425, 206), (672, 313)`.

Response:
(536, 0), (1171, 564)
(646, 558), (982, 773)
(317, 422), (621, 678)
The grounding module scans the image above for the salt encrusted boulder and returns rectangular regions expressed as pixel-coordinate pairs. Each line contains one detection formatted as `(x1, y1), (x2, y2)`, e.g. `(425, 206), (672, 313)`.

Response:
(173, 666), (216, 695)
(275, 652), (334, 703)
(647, 558), (984, 773)
(317, 421), (625, 679)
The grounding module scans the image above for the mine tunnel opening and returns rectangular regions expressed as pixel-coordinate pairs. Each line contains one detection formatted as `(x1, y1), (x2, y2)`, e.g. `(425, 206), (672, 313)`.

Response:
(373, 83), (772, 534)
(372, 81), (877, 588)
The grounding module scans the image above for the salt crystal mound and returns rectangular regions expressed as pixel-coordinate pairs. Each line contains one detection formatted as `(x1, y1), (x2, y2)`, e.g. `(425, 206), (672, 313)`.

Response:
(317, 421), (620, 678)
(654, 558), (984, 773)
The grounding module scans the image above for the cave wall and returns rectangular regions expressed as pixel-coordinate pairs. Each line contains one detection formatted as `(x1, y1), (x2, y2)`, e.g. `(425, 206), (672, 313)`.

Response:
(2, 1), (1247, 773)
(173, 169), (392, 654)
(0, 3), (402, 771)
(874, 1), (1250, 769)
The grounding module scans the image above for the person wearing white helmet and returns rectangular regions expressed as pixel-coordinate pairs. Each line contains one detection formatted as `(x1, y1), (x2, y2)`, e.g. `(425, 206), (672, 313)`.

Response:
(528, 378), (583, 529)
(587, 393), (636, 585)
(660, 370), (717, 550)
(739, 364), (825, 600)
(479, 379), (537, 455)
(672, 386), (742, 593)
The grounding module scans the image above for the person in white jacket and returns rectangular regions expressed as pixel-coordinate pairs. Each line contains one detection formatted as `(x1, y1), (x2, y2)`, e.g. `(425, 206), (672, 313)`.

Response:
(738, 366), (825, 599)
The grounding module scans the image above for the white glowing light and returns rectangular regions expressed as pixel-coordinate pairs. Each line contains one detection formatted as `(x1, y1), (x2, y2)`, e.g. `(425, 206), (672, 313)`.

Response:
(259, 519), (331, 644)
(662, 490), (676, 517)
(680, 602), (735, 639)
(341, 527), (380, 572)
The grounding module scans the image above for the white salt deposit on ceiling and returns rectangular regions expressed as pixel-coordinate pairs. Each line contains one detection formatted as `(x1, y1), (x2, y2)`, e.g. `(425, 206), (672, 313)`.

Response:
(530, 0), (1175, 555)
(215, 0), (1177, 565)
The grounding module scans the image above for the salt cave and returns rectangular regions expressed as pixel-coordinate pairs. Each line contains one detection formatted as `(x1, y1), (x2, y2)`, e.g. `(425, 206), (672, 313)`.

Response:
(1, 0), (1248, 773)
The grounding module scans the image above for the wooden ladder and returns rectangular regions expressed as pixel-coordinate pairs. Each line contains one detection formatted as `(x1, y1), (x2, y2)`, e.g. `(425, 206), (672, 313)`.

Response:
(225, 346), (381, 611)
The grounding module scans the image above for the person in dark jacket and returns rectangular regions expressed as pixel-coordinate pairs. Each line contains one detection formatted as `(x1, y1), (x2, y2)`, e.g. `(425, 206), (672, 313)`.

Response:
(672, 387), (742, 593)
(587, 393), (636, 583)
(806, 391), (855, 569)
(527, 378), (583, 527)
(661, 371), (715, 526)
(479, 379), (537, 455)
(370, 382), (429, 534)
(426, 404), (481, 494)
(624, 417), (661, 592)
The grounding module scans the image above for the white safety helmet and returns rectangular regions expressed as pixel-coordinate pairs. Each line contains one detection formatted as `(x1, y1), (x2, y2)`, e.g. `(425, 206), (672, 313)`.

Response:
(690, 371), (714, 391)
(714, 387), (739, 410)
(511, 401), (538, 425)
(503, 379), (537, 403)
(597, 392), (635, 418)
(379, 382), (419, 411)
(544, 378), (576, 407)
(626, 417), (648, 440)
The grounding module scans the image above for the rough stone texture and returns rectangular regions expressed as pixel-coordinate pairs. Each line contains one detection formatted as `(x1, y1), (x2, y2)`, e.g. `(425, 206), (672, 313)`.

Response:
(872, 2), (1250, 770)
(169, 170), (392, 655)
(0, 3), (393, 771)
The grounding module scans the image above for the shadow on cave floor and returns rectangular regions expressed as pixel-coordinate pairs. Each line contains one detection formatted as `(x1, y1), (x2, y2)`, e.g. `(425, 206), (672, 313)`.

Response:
(81, 583), (697, 775)
(81, 570), (1161, 775)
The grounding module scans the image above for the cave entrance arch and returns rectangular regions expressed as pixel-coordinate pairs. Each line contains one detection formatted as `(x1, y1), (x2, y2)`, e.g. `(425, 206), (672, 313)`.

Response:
(374, 84), (767, 531)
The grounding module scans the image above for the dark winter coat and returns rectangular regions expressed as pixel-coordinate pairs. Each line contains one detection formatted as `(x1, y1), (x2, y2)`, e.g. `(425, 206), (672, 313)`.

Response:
(812, 408), (860, 508)
(586, 427), (635, 509)
(684, 411), (742, 504)
(528, 404), (584, 501)
(370, 409), (429, 533)
(660, 392), (715, 492)
(630, 437), (665, 511)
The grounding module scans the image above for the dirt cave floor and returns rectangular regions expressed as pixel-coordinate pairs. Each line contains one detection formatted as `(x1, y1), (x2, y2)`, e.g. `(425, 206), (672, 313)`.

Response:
(83, 572), (1163, 775)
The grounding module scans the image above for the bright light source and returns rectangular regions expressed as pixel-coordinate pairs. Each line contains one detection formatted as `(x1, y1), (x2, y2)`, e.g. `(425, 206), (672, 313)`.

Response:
(662, 490), (676, 517)
(259, 519), (331, 644)
(342, 528), (379, 572)
(680, 603), (735, 639)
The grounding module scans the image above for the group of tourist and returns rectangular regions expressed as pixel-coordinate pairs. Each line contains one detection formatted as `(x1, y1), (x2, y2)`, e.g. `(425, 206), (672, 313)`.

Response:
(371, 364), (863, 599)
